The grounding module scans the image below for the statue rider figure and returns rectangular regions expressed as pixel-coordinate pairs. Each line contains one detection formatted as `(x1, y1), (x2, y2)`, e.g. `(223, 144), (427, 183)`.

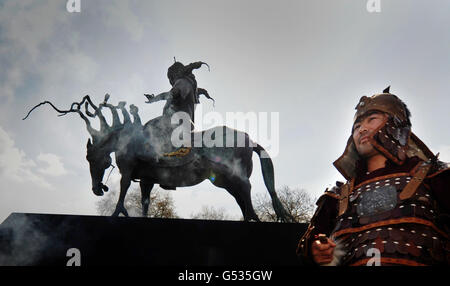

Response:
(143, 59), (213, 159)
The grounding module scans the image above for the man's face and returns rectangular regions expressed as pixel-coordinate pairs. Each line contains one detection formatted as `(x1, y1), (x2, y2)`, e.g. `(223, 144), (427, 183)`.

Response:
(352, 111), (387, 158)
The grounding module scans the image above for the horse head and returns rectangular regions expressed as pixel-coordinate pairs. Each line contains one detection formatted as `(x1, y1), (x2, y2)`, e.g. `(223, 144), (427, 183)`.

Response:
(83, 95), (123, 196)
(23, 94), (138, 196)
(86, 137), (113, 196)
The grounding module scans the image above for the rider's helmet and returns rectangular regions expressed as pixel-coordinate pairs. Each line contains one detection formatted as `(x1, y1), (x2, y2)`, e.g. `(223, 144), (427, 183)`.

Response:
(167, 59), (209, 86)
(167, 61), (186, 86)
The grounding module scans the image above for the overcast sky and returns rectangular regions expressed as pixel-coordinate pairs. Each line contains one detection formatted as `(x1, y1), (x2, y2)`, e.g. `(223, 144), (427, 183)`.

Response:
(1, 0), (449, 222)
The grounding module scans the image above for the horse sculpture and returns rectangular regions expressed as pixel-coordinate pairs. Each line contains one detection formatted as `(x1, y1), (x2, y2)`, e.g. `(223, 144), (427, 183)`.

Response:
(23, 94), (293, 222)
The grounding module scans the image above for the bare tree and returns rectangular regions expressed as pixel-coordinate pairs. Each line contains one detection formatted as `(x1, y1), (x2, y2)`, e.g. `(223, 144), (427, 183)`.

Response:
(190, 206), (239, 221)
(254, 186), (316, 223)
(96, 186), (178, 218)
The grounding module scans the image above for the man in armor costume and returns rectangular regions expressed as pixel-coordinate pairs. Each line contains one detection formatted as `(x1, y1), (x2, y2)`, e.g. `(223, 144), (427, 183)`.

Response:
(297, 87), (450, 266)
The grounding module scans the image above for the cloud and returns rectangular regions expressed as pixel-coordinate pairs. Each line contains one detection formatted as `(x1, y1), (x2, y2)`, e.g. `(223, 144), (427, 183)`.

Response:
(37, 153), (68, 176)
(38, 50), (99, 94)
(103, 1), (144, 42)
(0, 0), (66, 60)
(0, 0), (98, 110)
(0, 0), (68, 101)
(0, 126), (51, 189)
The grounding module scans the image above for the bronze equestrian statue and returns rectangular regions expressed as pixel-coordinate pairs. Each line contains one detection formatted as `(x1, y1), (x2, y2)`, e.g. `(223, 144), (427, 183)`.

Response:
(23, 60), (293, 222)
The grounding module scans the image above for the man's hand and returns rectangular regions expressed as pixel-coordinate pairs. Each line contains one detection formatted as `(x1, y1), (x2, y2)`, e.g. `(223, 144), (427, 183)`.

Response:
(144, 94), (155, 103)
(311, 234), (336, 265)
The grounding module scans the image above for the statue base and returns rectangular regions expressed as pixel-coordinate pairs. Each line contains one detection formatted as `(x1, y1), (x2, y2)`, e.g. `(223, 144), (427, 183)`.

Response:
(0, 213), (306, 266)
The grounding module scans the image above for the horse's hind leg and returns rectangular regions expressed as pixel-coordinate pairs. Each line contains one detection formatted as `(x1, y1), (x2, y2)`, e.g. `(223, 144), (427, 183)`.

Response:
(233, 179), (259, 222)
(239, 180), (260, 222)
(214, 175), (259, 222)
(140, 180), (154, 217)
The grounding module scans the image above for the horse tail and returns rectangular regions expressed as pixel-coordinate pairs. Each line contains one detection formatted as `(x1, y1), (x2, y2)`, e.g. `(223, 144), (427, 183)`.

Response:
(253, 144), (294, 222)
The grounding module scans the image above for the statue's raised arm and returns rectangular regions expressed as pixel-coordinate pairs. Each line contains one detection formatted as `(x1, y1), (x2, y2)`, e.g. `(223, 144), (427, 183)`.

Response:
(144, 92), (170, 104)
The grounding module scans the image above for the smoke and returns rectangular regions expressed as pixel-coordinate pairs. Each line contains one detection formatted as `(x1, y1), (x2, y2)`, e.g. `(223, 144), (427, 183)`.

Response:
(0, 214), (49, 265)
(322, 239), (346, 266)
(144, 117), (173, 157)
(0, 213), (81, 266)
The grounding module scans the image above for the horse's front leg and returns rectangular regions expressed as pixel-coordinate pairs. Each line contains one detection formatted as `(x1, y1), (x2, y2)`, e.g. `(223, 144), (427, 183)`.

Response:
(112, 174), (132, 217)
(140, 180), (154, 217)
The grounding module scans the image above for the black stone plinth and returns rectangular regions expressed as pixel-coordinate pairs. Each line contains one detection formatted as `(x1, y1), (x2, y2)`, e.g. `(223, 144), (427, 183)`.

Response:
(0, 213), (307, 266)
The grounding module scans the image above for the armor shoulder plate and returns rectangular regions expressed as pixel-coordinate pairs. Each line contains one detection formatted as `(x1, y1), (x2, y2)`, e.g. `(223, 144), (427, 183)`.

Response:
(427, 159), (450, 179)
(323, 181), (345, 200)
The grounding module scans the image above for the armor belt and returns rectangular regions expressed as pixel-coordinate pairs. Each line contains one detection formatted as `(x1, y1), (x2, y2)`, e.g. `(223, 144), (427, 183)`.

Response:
(338, 161), (431, 216)
(399, 161), (431, 200)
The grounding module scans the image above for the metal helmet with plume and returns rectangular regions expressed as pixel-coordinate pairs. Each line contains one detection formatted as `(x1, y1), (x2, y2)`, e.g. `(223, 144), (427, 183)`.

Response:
(334, 86), (435, 180)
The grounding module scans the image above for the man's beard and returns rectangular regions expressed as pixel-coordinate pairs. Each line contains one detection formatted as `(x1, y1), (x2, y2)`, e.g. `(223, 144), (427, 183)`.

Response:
(356, 142), (379, 159)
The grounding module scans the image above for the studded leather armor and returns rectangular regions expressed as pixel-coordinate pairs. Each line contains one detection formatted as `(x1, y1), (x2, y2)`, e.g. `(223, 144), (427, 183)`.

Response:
(297, 88), (450, 266)
(297, 156), (450, 266)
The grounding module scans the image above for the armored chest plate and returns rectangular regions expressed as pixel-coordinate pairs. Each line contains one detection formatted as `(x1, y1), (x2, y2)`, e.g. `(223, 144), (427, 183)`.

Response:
(356, 185), (398, 216)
